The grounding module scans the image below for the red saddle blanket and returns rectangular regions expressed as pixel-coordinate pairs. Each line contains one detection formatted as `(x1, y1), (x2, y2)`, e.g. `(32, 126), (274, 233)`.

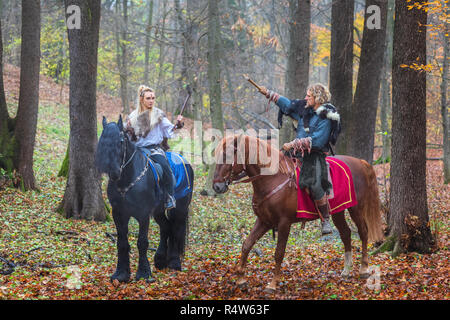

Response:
(296, 157), (358, 220)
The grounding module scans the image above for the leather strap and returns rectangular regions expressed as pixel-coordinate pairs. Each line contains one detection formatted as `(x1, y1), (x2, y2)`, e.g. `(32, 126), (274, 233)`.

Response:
(252, 177), (291, 208)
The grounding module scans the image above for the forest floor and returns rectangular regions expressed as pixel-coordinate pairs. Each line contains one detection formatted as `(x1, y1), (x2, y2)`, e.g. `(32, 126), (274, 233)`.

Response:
(0, 64), (448, 300)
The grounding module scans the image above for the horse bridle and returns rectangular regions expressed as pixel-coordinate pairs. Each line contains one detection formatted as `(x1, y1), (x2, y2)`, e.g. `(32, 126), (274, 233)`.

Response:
(113, 131), (137, 182)
(213, 152), (296, 209)
(113, 131), (154, 198)
(214, 159), (263, 186)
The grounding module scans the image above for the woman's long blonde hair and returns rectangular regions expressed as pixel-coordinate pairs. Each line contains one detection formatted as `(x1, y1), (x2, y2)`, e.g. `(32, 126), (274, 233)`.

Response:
(137, 85), (155, 114)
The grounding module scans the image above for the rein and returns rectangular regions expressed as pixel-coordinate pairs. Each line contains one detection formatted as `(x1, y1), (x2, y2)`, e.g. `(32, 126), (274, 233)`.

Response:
(115, 132), (152, 197)
(218, 160), (296, 208)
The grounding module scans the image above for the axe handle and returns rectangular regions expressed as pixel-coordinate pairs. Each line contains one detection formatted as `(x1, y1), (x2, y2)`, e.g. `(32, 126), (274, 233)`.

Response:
(179, 93), (191, 116)
(248, 78), (262, 91)
(243, 74), (264, 92)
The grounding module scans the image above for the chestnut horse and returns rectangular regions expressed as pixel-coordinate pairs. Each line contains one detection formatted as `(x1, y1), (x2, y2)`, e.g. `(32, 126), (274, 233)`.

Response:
(212, 134), (383, 293)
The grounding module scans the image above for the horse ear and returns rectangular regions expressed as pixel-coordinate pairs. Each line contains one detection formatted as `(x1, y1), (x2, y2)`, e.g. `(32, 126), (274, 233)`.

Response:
(102, 116), (107, 128)
(118, 115), (123, 131)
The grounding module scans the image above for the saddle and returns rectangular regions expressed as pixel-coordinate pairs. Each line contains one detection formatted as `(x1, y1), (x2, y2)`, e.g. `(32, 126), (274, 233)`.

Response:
(138, 148), (192, 200)
(294, 157), (358, 220)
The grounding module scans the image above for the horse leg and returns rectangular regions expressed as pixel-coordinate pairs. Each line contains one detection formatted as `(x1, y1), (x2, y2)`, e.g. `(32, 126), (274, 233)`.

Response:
(266, 220), (291, 293)
(331, 211), (353, 277)
(153, 208), (170, 270)
(135, 215), (152, 281)
(167, 205), (189, 271)
(236, 218), (270, 287)
(111, 210), (131, 283)
(348, 207), (370, 278)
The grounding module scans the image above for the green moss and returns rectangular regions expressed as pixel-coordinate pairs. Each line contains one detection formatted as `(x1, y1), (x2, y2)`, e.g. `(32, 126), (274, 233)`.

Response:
(58, 144), (69, 178)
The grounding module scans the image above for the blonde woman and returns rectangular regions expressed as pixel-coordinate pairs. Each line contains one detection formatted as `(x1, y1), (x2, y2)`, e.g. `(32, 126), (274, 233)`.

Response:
(259, 83), (341, 235)
(125, 85), (183, 209)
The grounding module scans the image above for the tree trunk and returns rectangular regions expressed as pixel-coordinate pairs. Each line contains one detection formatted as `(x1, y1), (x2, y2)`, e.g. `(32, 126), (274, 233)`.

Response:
(330, 0), (354, 155)
(379, 0), (395, 164)
(0, 16), (14, 174)
(0, 1), (40, 190)
(184, 0), (202, 122)
(0, 17), (7, 125)
(204, 0), (224, 196)
(121, 0), (129, 114)
(157, 0), (167, 89)
(281, 0), (310, 144)
(61, 0), (105, 221)
(13, 0), (41, 190)
(143, 0), (154, 85)
(207, 0), (224, 134)
(389, 0), (433, 255)
(114, 0), (129, 114)
(348, 0), (387, 163)
(442, 4), (450, 183)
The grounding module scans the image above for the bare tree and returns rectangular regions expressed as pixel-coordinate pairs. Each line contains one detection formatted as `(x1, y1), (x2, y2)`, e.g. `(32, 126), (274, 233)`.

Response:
(143, 0), (154, 85)
(60, 0), (106, 221)
(442, 4), (450, 183)
(348, 0), (388, 163)
(387, 0), (434, 256)
(329, 0), (354, 155)
(379, 0), (395, 164)
(202, 0), (224, 196)
(0, 0), (40, 191)
(115, 0), (129, 114)
(280, 0), (310, 144)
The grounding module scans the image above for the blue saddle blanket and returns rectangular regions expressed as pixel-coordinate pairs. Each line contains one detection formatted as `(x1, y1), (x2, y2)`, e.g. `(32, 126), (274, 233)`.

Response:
(166, 151), (192, 199)
(139, 148), (192, 200)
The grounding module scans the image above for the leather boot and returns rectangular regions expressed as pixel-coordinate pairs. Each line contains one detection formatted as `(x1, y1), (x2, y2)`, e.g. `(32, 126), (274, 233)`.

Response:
(165, 194), (176, 210)
(317, 204), (332, 235)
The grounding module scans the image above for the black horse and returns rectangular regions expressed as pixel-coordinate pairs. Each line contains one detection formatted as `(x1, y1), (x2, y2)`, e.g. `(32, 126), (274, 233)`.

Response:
(95, 116), (194, 282)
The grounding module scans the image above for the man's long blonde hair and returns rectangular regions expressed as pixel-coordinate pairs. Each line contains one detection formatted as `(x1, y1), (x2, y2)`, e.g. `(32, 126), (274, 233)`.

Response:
(137, 85), (155, 114)
(307, 83), (331, 105)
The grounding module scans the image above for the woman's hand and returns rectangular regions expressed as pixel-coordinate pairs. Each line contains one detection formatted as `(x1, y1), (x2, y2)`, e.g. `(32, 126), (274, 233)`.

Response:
(174, 115), (184, 129)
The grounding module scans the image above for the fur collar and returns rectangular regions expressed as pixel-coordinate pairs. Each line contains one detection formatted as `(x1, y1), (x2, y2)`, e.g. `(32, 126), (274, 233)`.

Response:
(127, 107), (165, 137)
(303, 103), (340, 133)
(315, 104), (340, 122)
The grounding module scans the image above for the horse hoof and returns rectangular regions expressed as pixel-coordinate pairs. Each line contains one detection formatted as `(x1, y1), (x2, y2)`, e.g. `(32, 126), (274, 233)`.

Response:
(146, 277), (156, 284)
(110, 271), (130, 283)
(359, 272), (370, 279)
(136, 276), (156, 284)
(135, 271), (152, 282)
(236, 279), (248, 289)
(341, 270), (352, 278)
(168, 261), (182, 271)
(154, 254), (168, 270)
(264, 286), (276, 294)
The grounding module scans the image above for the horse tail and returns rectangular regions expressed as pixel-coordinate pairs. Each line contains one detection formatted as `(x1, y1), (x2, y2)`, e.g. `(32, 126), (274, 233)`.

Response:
(360, 159), (384, 243)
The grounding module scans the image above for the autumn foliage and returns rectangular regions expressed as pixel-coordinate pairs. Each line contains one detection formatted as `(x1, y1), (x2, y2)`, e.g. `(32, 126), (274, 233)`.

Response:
(0, 63), (449, 300)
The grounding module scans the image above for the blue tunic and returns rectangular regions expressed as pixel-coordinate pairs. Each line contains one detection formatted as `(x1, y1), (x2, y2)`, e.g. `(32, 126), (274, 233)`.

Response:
(276, 96), (332, 152)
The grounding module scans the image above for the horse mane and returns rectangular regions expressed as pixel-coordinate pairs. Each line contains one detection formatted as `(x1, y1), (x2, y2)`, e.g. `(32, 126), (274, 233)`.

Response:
(96, 122), (121, 173)
(215, 134), (294, 175)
